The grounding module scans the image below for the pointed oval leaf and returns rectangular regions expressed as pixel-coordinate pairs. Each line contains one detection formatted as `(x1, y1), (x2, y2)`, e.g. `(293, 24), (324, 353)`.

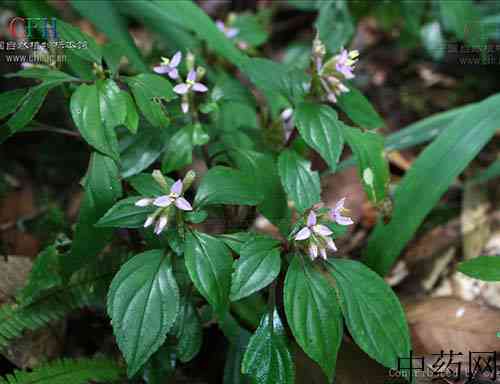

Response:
(96, 196), (156, 228)
(341, 126), (389, 204)
(230, 235), (281, 301)
(278, 150), (321, 213)
(284, 255), (342, 382)
(326, 259), (411, 370)
(107, 250), (179, 377)
(70, 83), (119, 161)
(184, 231), (232, 316)
(295, 102), (344, 171)
(458, 256), (500, 281)
(194, 166), (263, 207)
(241, 311), (295, 384)
(172, 297), (203, 362)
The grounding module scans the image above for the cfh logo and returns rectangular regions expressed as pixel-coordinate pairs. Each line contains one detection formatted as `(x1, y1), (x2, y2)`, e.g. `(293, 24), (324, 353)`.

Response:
(8, 17), (58, 40)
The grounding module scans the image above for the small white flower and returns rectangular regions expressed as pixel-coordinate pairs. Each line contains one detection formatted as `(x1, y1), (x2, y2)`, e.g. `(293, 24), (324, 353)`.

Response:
(330, 197), (354, 226)
(153, 179), (193, 211)
(216, 20), (239, 39)
(154, 51), (182, 79)
(294, 211), (338, 260)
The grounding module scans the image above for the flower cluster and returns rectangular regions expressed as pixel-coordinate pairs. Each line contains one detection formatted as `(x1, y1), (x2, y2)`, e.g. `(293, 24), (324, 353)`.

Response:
(135, 178), (193, 235)
(153, 52), (208, 114)
(294, 198), (353, 260)
(313, 37), (359, 103)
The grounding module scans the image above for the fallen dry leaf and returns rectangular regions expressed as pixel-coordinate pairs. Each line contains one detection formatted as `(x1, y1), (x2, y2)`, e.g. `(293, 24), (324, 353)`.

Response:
(0, 256), (32, 304)
(405, 297), (500, 355)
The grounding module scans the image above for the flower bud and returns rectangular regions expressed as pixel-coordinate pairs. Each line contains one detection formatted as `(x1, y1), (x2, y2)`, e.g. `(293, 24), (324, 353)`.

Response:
(152, 170), (170, 192)
(186, 51), (195, 71)
(312, 34), (326, 59)
(196, 66), (206, 81)
(182, 170), (196, 192)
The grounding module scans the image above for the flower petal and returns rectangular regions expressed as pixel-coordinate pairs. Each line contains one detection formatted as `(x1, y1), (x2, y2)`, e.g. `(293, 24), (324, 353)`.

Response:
(335, 214), (353, 226)
(309, 244), (318, 260)
(181, 101), (189, 114)
(175, 197), (193, 211)
(153, 195), (172, 207)
(154, 216), (168, 235)
(319, 248), (327, 260)
(135, 198), (152, 207)
(173, 83), (189, 95)
(170, 180), (183, 195)
(187, 69), (196, 82)
(144, 216), (155, 228)
(312, 224), (332, 236)
(226, 27), (239, 38)
(153, 65), (169, 74)
(170, 51), (182, 67)
(215, 20), (225, 32)
(335, 197), (346, 211)
(192, 83), (208, 92)
(294, 227), (311, 241)
(307, 211), (317, 227)
(326, 237), (337, 252)
(168, 68), (179, 80)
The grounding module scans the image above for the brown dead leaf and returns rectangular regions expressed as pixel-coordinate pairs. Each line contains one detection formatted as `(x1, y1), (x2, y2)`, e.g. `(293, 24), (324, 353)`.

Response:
(0, 256), (32, 304)
(0, 180), (39, 258)
(405, 297), (500, 355)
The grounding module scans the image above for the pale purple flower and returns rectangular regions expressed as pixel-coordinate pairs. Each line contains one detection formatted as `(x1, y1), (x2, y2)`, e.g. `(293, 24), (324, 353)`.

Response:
(294, 211), (338, 260)
(281, 108), (294, 141)
(333, 49), (359, 80)
(154, 51), (182, 79)
(173, 70), (208, 95)
(152, 179), (193, 211)
(330, 197), (354, 226)
(135, 178), (193, 235)
(294, 211), (333, 240)
(216, 20), (239, 39)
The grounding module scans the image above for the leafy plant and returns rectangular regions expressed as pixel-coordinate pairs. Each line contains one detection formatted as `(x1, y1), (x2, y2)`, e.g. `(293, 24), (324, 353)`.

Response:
(0, 0), (497, 383)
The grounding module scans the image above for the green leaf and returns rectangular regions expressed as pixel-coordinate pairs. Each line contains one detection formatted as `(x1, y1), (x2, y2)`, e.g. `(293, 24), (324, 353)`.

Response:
(295, 102), (344, 171)
(241, 58), (309, 104)
(342, 126), (389, 204)
(125, 74), (175, 128)
(229, 149), (289, 231)
(284, 255), (342, 382)
(119, 121), (170, 178)
(136, 0), (246, 66)
(172, 297), (202, 362)
(107, 250), (179, 377)
(122, 91), (139, 134)
(98, 79), (127, 130)
(230, 235), (281, 301)
(326, 259), (411, 370)
(470, 159), (500, 185)
(194, 166), (263, 207)
(420, 21), (445, 61)
(96, 196), (155, 228)
(439, 0), (480, 41)
(0, 357), (123, 384)
(337, 87), (384, 130)
(2, 83), (56, 143)
(102, 42), (123, 76)
(162, 128), (194, 173)
(364, 93), (500, 276)
(5, 67), (77, 83)
(70, 83), (119, 161)
(128, 173), (172, 196)
(384, 103), (476, 151)
(142, 343), (176, 384)
(223, 326), (251, 384)
(278, 150), (321, 213)
(65, 152), (122, 276)
(56, 20), (102, 63)
(184, 231), (232, 316)
(70, 0), (148, 72)
(19, 245), (62, 304)
(0, 88), (26, 120)
(457, 256), (500, 281)
(241, 311), (295, 384)
(232, 13), (269, 47)
(315, 0), (354, 53)
(219, 232), (256, 254)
